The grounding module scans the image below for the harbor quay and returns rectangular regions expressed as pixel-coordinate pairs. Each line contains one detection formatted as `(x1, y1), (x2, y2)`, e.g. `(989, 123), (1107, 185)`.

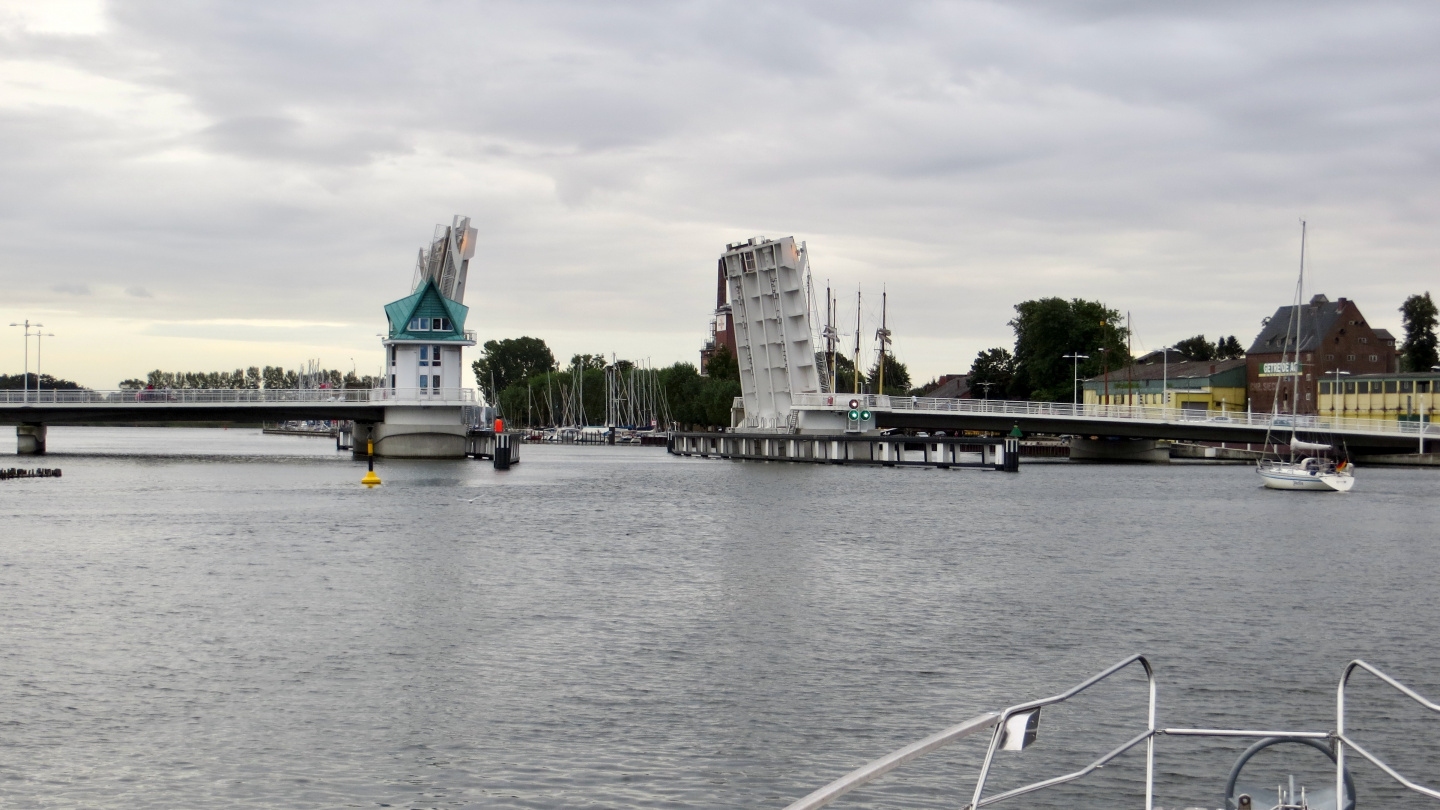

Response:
(669, 430), (1021, 471)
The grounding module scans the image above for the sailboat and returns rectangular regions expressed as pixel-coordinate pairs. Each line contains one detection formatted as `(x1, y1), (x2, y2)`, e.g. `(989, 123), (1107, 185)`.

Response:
(1256, 221), (1355, 492)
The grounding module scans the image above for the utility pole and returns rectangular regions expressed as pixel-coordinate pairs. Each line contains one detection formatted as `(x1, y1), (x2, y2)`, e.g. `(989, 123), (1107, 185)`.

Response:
(36, 330), (55, 400)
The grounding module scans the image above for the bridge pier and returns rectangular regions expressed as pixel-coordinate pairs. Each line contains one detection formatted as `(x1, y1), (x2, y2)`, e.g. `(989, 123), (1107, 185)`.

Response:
(350, 422), (376, 458)
(370, 406), (467, 458)
(16, 424), (46, 455)
(1069, 437), (1169, 463)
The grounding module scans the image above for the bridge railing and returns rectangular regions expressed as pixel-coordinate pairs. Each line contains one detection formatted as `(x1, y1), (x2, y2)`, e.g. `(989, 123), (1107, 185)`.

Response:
(0, 387), (478, 405)
(791, 393), (1431, 438)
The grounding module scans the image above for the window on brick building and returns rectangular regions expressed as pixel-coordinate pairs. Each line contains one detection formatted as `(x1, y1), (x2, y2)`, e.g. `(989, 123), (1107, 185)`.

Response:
(1346, 354), (1356, 361)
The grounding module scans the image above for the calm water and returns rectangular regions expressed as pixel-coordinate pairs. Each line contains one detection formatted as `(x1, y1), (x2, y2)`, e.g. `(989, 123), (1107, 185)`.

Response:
(1, 427), (1438, 809)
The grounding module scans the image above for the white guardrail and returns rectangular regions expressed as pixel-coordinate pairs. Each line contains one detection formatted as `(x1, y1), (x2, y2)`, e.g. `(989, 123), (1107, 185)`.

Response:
(788, 393), (1434, 439)
(0, 387), (477, 405)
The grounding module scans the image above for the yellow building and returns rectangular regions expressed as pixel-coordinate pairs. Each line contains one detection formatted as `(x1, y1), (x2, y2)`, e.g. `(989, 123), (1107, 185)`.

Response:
(1317, 372), (1439, 423)
(1082, 358), (1247, 412)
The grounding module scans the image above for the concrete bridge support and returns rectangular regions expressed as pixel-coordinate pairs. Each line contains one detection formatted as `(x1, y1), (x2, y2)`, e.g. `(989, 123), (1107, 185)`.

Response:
(371, 406), (467, 459)
(16, 424), (46, 455)
(1069, 437), (1169, 463)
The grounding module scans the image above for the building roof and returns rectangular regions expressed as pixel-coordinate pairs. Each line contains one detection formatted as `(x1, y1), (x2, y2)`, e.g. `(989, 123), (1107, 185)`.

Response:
(384, 278), (471, 341)
(1247, 294), (1358, 355)
(1082, 357), (1245, 384)
(1136, 348), (1190, 365)
(1373, 328), (1396, 344)
(925, 374), (971, 398)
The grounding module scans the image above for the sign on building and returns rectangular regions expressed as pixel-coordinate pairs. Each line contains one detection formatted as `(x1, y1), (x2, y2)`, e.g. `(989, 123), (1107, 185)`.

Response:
(1259, 361), (1302, 377)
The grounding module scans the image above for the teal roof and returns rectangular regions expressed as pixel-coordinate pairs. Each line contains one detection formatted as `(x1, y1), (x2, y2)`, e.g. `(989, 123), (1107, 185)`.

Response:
(384, 278), (470, 340)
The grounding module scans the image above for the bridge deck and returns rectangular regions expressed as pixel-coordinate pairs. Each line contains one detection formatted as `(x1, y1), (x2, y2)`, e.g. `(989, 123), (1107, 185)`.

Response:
(0, 388), (477, 425)
(791, 394), (1432, 452)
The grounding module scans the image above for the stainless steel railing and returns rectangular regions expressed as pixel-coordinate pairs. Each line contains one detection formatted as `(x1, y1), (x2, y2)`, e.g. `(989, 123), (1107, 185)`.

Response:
(781, 655), (1155, 810)
(965, 654), (1156, 810)
(1337, 660), (1440, 801)
(782, 656), (1440, 810)
(0, 387), (478, 405)
(788, 393), (1432, 439)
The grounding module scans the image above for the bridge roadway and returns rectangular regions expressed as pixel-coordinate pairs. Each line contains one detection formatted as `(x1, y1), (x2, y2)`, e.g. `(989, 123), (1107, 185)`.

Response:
(791, 394), (1430, 454)
(0, 388), (476, 425)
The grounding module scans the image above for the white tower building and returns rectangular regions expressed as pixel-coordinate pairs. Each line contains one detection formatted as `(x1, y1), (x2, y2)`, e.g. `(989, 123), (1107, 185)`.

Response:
(362, 215), (480, 458)
(381, 216), (478, 399)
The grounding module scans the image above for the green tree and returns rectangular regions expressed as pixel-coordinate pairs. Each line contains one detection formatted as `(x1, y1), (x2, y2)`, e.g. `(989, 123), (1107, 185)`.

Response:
(705, 344), (739, 381)
(1216, 335), (1245, 360)
(1009, 298), (1128, 401)
(1399, 292), (1438, 372)
(569, 353), (608, 371)
(833, 354), (866, 394)
(471, 336), (557, 404)
(868, 354), (911, 395)
(968, 347), (1015, 399)
(1173, 335), (1217, 362)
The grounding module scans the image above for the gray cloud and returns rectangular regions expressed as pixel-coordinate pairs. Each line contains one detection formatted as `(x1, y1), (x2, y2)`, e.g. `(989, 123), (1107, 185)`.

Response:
(3, 0), (1440, 387)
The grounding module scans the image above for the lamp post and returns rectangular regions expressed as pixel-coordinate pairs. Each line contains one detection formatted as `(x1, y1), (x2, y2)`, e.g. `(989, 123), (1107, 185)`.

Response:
(1331, 369), (1350, 418)
(36, 331), (55, 401)
(7, 320), (42, 404)
(1160, 346), (1173, 414)
(1063, 353), (1089, 407)
(1423, 364), (1440, 454)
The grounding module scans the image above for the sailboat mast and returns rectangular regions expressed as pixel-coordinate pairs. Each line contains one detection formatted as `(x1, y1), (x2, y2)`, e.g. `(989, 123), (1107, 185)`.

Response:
(826, 282), (835, 393)
(1288, 220), (1307, 458)
(854, 287), (863, 396)
(877, 288), (888, 394)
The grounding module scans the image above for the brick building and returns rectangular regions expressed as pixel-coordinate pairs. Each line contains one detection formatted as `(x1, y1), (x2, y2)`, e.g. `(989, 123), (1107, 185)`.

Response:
(1245, 294), (1397, 415)
(699, 256), (737, 374)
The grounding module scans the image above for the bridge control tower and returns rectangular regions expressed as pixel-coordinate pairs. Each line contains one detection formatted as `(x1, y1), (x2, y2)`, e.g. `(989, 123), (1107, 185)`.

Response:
(359, 215), (481, 458)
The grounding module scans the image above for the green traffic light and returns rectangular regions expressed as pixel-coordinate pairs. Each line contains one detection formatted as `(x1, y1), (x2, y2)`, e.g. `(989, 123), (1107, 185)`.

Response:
(848, 410), (859, 420)
(860, 410), (871, 420)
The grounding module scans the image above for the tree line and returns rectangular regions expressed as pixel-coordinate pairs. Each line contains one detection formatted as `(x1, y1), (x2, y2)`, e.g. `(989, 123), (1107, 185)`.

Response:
(0, 373), (83, 391)
(470, 336), (918, 429)
(120, 367), (381, 390)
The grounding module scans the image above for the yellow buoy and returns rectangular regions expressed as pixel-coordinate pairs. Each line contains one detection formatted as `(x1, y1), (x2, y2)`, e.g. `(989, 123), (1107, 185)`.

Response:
(362, 440), (381, 486)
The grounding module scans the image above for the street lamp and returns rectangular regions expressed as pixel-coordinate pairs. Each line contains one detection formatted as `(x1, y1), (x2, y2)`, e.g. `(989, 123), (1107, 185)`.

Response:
(1159, 346), (1174, 414)
(7, 320), (43, 404)
(1422, 364), (1440, 454)
(36, 331), (55, 401)
(1331, 369), (1350, 417)
(1062, 353), (1089, 407)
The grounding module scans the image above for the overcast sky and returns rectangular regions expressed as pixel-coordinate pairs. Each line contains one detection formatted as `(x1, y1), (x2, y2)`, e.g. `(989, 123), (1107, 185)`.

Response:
(3, 0), (1439, 389)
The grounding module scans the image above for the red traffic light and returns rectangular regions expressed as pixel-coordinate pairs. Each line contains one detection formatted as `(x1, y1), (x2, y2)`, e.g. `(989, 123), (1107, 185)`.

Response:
(848, 399), (860, 409)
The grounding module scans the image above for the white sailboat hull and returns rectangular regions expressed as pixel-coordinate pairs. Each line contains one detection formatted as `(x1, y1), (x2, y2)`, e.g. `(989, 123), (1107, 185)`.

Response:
(1257, 460), (1355, 492)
